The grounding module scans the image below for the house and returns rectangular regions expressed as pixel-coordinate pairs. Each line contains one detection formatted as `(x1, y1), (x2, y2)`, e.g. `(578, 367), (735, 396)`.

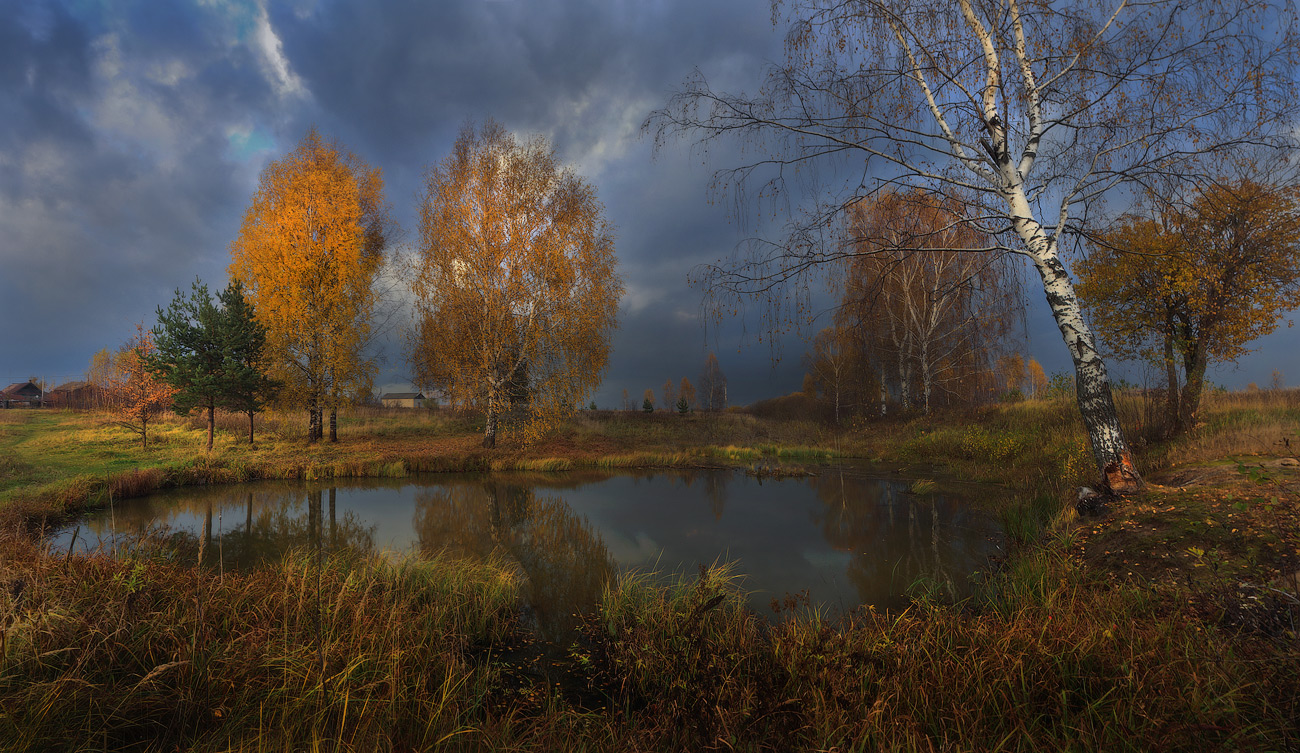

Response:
(1, 381), (43, 408)
(47, 381), (102, 409)
(380, 392), (426, 408)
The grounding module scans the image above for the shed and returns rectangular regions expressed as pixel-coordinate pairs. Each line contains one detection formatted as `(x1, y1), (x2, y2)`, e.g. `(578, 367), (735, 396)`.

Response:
(380, 392), (426, 408)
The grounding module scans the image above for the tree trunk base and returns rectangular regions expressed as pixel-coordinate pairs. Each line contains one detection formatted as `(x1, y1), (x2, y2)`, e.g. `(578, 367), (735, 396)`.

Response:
(482, 434), (496, 449)
(1103, 451), (1143, 496)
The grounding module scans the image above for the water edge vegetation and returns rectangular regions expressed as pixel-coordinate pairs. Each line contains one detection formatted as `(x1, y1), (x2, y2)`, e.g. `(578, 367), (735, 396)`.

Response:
(0, 390), (1297, 751)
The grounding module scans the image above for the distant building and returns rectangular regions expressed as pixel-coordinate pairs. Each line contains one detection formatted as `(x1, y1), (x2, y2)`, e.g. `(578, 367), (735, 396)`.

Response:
(380, 392), (426, 408)
(0, 381), (43, 408)
(47, 381), (103, 409)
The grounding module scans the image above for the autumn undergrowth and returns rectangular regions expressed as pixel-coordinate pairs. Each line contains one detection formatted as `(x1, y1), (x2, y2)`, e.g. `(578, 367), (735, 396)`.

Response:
(575, 557), (1299, 751)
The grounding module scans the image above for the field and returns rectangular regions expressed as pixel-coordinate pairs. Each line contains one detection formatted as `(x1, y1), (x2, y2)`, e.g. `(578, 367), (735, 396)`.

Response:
(0, 391), (1297, 751)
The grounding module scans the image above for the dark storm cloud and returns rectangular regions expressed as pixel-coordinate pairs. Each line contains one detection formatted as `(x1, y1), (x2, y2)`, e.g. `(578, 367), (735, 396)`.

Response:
(4, 0), (1291, 397)
(0, 0), (295, 383)
(266, 0), (794, 404)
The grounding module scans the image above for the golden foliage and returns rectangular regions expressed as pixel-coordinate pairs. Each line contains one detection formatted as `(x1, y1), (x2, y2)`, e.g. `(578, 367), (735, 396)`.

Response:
(1027, 358), (1048, 400)
(228, 128), (389, 424)
(838, 189), (1018, 412)
(410, 120), (622, 447)
(110, 324), (177, 449)
(679, 377), (697, 411)
(1080, 178), (1300, 364)
(1077, 176), (1300, 430)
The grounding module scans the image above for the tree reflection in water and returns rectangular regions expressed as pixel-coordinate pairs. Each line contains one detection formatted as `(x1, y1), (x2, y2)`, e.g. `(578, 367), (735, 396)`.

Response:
(80, 483), (378, 569)
(55, 468), (1001, 622)
(809, 471), (991, 610)
(413, 481), (614, 640)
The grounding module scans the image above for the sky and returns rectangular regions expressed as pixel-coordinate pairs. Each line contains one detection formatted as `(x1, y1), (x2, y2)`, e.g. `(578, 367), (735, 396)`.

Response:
(2, 0), (1296, 407)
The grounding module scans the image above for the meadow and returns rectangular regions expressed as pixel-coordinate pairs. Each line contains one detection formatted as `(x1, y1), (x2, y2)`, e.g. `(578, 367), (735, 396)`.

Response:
(0, 390), (1297, 751)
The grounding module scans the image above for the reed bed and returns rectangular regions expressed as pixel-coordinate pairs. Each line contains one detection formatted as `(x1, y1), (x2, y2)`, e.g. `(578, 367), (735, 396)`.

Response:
(580, 560), (1300, 752)
(0, 534), (521, 752)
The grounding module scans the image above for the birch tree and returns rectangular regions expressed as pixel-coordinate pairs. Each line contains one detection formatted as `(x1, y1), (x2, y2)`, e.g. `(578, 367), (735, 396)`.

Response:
(229, 129), (390, 442)
(651, 0), (1300, 493)
(838, 190), (1016, 412)
(410, 120), (622, 448)
(700, 351), (728, 411)
(804, 326), (862, 423)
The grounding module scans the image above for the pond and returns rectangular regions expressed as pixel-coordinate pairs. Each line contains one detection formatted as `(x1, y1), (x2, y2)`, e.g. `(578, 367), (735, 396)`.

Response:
(51, 467), (1003, 631)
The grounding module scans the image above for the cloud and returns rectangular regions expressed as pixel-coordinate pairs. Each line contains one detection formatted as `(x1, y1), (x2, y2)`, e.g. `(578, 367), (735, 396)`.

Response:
(14, 0), (1284, 403)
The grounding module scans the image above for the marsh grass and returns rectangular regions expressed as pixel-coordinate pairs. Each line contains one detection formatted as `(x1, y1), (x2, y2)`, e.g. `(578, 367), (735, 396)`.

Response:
(579, 561), (1300, 752)
(0, 533), (521, 752)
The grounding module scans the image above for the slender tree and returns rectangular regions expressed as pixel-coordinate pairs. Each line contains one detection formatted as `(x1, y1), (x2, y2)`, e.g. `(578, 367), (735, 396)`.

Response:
(642, 389), (656, 413)
(700, 352), (728, 411)
(111, 324), (176, 449)
(85, 347), (123, 409)
(838, 190), (1018, 412)
(229, 128), (390, 443)
(409, 120), (623, 448)
(1027, 358), (1049, 400)
(804, 326), (861, 423)
(651, 0), (1300, 493)
(219, 280), (279, 444)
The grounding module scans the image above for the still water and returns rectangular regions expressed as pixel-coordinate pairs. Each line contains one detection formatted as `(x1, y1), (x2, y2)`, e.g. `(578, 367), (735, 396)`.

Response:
(52, 467), (1002, 625)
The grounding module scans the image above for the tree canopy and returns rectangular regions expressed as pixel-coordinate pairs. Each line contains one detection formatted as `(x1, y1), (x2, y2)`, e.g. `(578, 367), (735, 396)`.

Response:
(1077, 176), (1300, 433)
(409, 120), (622, 448)
(229, 128), (391, 442)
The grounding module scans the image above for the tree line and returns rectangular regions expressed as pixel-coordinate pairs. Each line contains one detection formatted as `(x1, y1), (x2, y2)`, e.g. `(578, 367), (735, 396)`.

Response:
(96, 121), (624, 451)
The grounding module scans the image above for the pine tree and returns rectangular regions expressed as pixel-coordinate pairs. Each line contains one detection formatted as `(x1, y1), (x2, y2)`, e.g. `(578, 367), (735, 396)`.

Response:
(151, 281), (231, 452)
(219, 280), (278, 444)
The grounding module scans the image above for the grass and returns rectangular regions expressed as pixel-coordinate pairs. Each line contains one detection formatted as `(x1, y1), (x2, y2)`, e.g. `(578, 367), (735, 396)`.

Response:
(0, 534), (522, 751)
(0, 407), (848, 531)
(0, 390), (1298, 750)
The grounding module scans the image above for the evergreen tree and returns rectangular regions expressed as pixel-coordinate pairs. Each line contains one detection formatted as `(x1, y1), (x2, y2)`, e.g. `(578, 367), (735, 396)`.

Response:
(219, 280), (278, 444)
(151, 281), (229, 451)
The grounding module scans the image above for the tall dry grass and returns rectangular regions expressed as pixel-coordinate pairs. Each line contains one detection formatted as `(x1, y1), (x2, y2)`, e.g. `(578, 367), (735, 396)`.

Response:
(0, 533), (521, 752)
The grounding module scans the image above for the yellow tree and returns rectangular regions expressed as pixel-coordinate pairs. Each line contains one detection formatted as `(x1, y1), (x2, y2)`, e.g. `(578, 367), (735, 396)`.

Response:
(654, 0), (1300, 493)
(803, 325), (869, 423)
(996, 354), (1027, 397)
(1077, 177), (1300, 434)
(1027, 358), (1049, 400)
(229, 129), (390, 442)
(111, 324), (177, 449)
(410, 120), (622, 448)
(678, 377), (697, 413)
(839, 190), (1018, 413)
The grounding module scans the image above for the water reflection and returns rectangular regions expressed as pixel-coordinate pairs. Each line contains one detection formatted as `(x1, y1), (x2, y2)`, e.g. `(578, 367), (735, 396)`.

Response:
(809, 473), (988, 609)
(67, 482), (378, 569)
(412, 482), (614, 639)
(52, 467), (1002, 622)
